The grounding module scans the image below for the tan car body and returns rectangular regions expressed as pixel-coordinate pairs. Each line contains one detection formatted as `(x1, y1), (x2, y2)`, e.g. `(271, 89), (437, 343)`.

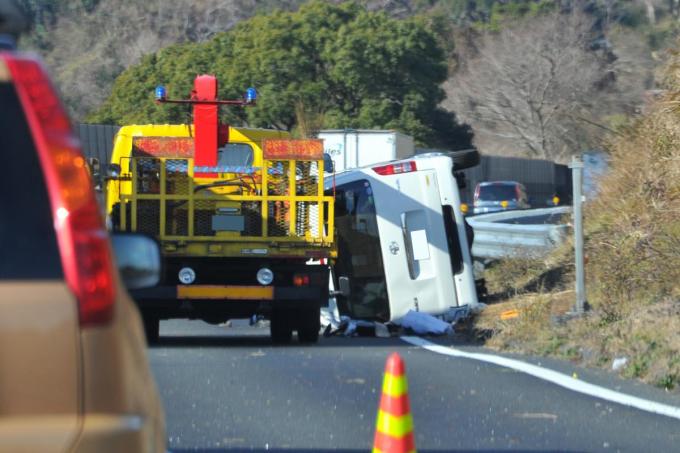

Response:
(0, 277), (165, 453)
(0, 18), (165, 451)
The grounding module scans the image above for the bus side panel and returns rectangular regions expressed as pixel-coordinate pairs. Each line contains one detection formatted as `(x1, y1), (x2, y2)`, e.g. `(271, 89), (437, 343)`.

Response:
(372, 170), (456, 320)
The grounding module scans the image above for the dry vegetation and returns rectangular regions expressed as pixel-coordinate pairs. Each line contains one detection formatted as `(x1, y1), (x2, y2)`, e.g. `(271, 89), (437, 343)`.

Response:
(442, 8), (667, 162)
(472, 43), (680, 390)
(445, 10), (614, 161)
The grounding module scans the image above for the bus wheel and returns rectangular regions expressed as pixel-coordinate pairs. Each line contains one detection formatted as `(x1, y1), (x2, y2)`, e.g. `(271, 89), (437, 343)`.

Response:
(451, 149), (480, 170)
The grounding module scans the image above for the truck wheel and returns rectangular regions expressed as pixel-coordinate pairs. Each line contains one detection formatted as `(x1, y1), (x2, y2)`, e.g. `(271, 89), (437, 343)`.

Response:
(270, 310), (293, 344)
(143, 315), (160, 345)
(297, 307), (320, 344)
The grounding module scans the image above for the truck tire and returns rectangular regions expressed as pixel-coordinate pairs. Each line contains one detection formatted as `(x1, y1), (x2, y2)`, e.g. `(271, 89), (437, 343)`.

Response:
(451, 149), (480, 170)
(270, 309), (293, 344)
(143, 315), (160, 345)
(297, 307), (320, 344)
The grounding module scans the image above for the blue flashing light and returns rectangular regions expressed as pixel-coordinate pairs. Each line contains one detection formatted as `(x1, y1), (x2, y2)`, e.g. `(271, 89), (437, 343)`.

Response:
(155, 85), (167, 101)
(246, 87), (257, 103)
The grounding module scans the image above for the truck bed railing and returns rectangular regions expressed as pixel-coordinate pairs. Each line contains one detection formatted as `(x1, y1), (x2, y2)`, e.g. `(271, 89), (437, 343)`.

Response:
(116, 156), (334, 246)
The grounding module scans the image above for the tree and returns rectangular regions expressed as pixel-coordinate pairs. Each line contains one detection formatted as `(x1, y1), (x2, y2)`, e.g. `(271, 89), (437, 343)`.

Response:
(19, 0), (305, 121)
(91, 1), (472, 149)
(444, 9), (617, 160)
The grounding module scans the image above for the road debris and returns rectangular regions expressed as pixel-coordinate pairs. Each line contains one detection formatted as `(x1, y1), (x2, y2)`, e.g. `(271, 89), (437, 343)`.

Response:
(323, 317), (395, 337)
(322, 314), (456, 338)
(398, 310), (453, 335)
(513, 412), (558, 421)
(375, 322), (390, 338)
(321, 302), (474, 337)
(612, 357), (628, 371)
(346, 378), (366, 384)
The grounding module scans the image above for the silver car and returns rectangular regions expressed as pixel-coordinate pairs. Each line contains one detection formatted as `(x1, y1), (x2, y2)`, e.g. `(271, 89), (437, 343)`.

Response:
(473, 181), (530, 215)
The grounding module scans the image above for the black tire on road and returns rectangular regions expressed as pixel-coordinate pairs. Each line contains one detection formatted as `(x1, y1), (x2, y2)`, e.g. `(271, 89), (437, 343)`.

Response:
(451, 149), (480, 170)
(270, 309), (293, 344)
(297, 306), (321, 344)
(143, 315), (160, 345)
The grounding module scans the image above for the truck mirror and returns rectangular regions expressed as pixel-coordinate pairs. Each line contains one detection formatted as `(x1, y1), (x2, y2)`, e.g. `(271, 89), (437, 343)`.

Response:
(111, 233), (161, 290)
(323, 153), (335, 174)
(87, 157), (102, 191)
(87, 157), (100, 174)
(338, 276), (350, 297)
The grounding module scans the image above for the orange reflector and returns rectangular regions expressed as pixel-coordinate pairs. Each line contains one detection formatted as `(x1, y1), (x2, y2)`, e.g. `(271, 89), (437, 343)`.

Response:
(500, 309), (520, 320)
(177, 285), (274, 300)
(132, 136), (194, 158)
(293, 274), (310, 287)
(263, 139), (323, 160)
(500, 200), (509, 208)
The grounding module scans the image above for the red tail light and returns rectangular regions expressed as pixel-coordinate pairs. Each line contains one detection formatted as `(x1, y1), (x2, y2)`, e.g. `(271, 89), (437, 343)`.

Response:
(293, 274), (310, 287)
(372, 161), (417, 175)
(4, 54), (115, 326)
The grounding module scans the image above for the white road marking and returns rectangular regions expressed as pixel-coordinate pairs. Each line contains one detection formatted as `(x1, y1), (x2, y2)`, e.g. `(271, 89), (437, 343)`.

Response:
(401, 336), (680, 421)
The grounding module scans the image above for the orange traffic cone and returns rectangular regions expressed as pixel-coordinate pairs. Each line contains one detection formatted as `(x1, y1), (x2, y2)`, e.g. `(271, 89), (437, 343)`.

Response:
(373, 352), (416, 453)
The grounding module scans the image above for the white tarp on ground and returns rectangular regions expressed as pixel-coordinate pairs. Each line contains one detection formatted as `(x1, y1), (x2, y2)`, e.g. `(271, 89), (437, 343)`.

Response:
(398, 310), (453, 335)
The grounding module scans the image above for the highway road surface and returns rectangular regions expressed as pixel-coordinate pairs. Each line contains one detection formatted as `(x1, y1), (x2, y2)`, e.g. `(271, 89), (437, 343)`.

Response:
(149, 320), (680, 452)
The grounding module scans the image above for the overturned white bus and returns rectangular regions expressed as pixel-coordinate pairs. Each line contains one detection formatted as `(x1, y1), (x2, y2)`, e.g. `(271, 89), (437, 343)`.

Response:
(325, 151), (480, 322)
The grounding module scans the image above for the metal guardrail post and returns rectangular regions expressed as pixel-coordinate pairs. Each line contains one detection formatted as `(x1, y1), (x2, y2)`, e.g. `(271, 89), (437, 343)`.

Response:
(570, 155), (586, 313)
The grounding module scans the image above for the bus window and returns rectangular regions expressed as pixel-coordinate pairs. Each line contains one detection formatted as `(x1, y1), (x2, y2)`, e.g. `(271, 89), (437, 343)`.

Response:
(331, 180), (389, 321)
(442, 205), (464, 274)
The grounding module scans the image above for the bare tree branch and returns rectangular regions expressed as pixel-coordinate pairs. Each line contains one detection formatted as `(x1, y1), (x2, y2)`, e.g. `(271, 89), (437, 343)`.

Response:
(444, 9), (618, 161)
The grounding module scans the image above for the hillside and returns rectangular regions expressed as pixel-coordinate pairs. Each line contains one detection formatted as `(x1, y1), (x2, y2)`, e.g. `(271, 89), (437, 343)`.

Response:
(16, 0), (680, 159)
(17, 0), (306, 119)
(473, 41), (680, 389)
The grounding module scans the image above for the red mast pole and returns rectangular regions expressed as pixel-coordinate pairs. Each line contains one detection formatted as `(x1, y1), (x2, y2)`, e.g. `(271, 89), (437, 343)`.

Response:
(193, 75), (219, 177)
(155, 76), (255, 178)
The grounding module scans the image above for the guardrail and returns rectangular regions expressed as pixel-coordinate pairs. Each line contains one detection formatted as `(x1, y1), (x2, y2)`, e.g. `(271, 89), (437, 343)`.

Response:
(467, 206), (571, 260)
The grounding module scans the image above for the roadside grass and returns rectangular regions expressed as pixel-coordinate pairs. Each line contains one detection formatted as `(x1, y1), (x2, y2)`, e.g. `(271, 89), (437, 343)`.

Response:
(470, 45), (680, 391)
(474, 287), (680, 390)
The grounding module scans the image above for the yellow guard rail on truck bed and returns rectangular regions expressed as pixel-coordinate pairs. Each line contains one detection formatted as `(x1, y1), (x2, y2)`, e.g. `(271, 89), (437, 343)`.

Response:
(107, 125), (335, 259)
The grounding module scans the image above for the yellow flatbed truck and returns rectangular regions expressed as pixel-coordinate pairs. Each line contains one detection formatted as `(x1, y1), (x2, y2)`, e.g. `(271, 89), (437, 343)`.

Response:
(106, 76), (335, 343)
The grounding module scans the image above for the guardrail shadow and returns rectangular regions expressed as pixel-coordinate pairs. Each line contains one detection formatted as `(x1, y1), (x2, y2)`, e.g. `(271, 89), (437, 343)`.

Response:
(485, 263), (568, 304)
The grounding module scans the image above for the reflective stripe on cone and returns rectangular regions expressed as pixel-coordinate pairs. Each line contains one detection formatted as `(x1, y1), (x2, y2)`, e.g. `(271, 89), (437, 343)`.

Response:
(372, 352), (416, 453)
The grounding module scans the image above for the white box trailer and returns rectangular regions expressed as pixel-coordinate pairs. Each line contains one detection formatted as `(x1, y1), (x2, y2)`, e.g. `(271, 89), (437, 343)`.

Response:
(325, 152), (479, 322)
(318, 129), (414, 173)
